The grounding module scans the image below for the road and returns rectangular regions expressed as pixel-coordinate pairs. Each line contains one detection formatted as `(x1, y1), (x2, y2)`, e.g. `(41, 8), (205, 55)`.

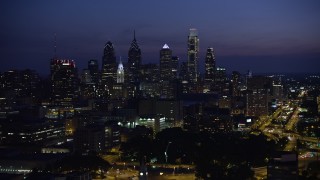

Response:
(252, 166), (267, 179)
(285, 106), (299, 131)
(103, 163), (195, 180)
(284, 136), (297, 151)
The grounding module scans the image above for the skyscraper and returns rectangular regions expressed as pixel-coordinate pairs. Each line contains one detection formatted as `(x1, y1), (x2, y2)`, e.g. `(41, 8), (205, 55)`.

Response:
(128, 31), (142, 83)
(117, 59), (124, 84)
(50, 59), (78, 106)
(246, 76), (272, 117)
(205, 48), (215, 82)
(88, 59), (99, 84)
(187, 28), (199, 82)
(231, 71), (241, 97)
(215, 67), (227, 83)
(171, 56), (179, 80)
(101, 41), (116, 84)
(160, 44), (172, 81)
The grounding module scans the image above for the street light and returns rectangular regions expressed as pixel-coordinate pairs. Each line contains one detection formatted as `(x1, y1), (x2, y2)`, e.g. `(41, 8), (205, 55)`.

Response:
(165, 142), (172, 163)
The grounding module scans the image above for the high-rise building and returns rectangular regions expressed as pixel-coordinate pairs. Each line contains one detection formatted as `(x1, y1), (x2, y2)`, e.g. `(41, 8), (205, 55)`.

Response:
(105, 125), (121, 148)
(88, 59), (99, 84)
(74, 125), (105, 153)
(246, 76), (272, 117)
(1, 69), (40, 98)
(215, 67), (226, 83)
(179, 62), (190, 93)
(205, 48), (215, 82)
(81, 69), (92, 84)
(140, 63), (159, 82)
(187, 28), (199, 82)
(80, 62), (98, 99)
(50, 59), (78, 106)
(117, 59), (124, 84)
(171, 56), (179, 80)
(139, 99), (183, 126)
(245, 70), (252, 88)
(101, 41), (116, 85)
(160, 44), (173, 81)
(271, 77), (284, 103)
(128, 31), (141, 83)
(231, 71), (241, 97)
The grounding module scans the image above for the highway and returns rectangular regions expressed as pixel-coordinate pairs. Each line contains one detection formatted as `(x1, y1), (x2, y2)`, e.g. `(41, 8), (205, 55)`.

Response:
(252, 90), (319, 152)
(285, 106), (299, 131)
(252, 166), (267, 180)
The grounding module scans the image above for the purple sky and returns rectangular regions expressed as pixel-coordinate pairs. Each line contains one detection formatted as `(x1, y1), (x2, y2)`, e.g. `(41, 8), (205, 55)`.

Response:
(1, 0), (320, 75)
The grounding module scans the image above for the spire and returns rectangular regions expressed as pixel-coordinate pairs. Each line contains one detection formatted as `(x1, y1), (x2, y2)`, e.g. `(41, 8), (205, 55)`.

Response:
(133, 30), (136, 41)
(118, 56), (123, 69)
(53, 33), (57, 59)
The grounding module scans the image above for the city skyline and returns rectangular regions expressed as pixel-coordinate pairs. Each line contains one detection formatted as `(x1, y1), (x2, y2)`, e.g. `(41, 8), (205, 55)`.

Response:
(1, 1), (320, 178)
(1, 0), (320, 75)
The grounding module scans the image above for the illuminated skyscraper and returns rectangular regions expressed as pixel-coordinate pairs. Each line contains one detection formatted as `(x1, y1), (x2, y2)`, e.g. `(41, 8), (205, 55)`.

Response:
(128, 31), (141, 83)
(1, 69), (40, 98)
(205, 48), (215, 82)
(246, 76), (271, 117)
(171, 56), (179, 80)
(160, 44), (172, 81)
(101, 41), (116, 84)
(231, 71), (241, 97)
(215, 67), (226, 83)
(88, 59), (99, 84)
(50, 59), (77, 106)
(117, 59), (124, 83)
(187, 28), (199, 82)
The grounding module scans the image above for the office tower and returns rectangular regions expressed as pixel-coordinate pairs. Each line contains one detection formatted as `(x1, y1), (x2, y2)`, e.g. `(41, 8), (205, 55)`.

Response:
(1, 69), (40, 98)
(88, 59), (99, 84)
(140, 81), (161, 98)
(101, 41), (116, 84)
(140, 63), (159, 82)
(80, 66), (97, 99)
(74, 126), (105, 153)
(272, 77), (284, 103)
(231, 71), (241, 97)
(160, 44), (173, 81)
(205, 48), (215, 82)
(317, 96), (320, 114)
(140, 63), (160, 98)
(137, 115), (166, 137)
(50, 59), (78, 106)
(187, 28), (199, 82)
(179, 62), (188, 81)
(245, 70), (252, 88)
(128, 31), (142, 83)
(171, 56), (179, 80)
(246, 76), (272, 117)
(159, 44), (178, 98)
(105, 125), (121, 148)
(215, 67), (226, 83)
(117, 59), (124, 83)
(139, 99), (183, 126)
(179, 62), (189, 93)
(81, 69), (92, 84)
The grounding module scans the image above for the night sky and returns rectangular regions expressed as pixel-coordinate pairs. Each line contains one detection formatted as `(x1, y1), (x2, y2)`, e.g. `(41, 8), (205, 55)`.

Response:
(1, 0), (320, 75)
